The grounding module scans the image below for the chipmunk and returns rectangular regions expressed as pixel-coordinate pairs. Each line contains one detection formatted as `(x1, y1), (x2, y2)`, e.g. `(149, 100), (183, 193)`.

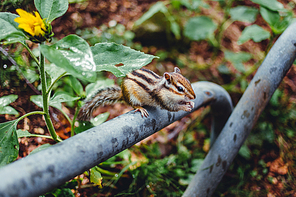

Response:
(77, 67), (196, 121)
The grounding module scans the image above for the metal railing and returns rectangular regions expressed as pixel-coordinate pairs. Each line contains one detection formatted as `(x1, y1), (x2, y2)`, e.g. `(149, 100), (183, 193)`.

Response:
(183, 21), (296, 197)
(0, 22), (295, 197)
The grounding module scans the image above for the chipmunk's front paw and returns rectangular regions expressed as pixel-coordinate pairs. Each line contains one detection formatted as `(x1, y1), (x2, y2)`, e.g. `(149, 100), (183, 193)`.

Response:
(185, 101), (194, 111)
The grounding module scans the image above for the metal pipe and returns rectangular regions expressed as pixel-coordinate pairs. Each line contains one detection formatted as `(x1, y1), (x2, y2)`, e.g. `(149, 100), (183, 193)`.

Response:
(183, 22), (296, 197)
(0, 81), (232, 197)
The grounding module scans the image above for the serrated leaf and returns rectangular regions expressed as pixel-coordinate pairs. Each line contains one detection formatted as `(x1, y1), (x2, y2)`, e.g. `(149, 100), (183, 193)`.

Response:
(49, 92), (80, 109)
(0, 120), (19, 167)
(0, 95), (18, 107)
(91, 42), (157, 77)
(0, 13), (27, 44)
(30, 95), (43, 108)
(251, 0), (284, 11)
(230, 6), (258, 23)
(184, 16), (217, 41)
(34, 0), (68, 23)
(40, 35), (97, 82)
(238, 24), (270, 45)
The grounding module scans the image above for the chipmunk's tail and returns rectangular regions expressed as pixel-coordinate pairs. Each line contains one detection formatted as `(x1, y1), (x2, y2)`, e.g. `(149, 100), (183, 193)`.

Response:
(77, 86), (123, 121)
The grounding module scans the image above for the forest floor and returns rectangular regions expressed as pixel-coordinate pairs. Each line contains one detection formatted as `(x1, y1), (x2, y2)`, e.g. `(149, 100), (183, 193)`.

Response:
(1, 0), (296, 196)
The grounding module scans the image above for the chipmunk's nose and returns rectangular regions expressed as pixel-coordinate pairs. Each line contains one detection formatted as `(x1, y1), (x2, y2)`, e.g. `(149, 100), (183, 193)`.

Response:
(188, 91), (196, 99)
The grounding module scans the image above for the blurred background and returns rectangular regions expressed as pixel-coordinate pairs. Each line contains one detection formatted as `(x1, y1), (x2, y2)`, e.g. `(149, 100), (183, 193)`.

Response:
(1, 0), (296, 196)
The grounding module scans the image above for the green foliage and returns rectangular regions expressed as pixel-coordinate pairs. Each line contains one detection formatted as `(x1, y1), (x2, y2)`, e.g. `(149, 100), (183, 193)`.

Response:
(0, 0), (157, 167)
(0, 95), (18, 115)
(134, 1), (181, 39)
(224, 50), (252, 73)
(1, 0), (295, 195)
(34, 0), (68, 23)
(41, 180), (77, 197)
(230, 6), (259, 23)
(0, 120), (19, 166)
(16, 130), (52, 139)
(238, 25), (271, 45)
(184, 16), (217, 42)
(40, 35), (97, 82)
(92, 42), (157, 77)
(251, 0), (285, 11)
(260, 6), (293, 34)
(0, 12), (27, 44)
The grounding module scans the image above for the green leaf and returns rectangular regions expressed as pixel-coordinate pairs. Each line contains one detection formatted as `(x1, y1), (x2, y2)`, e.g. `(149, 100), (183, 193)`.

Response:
(224, 50), (252, 73)
(49, 92), (80, 109)
(0, 95), (19, 115)
(0, 12), (26, 44)
(45, 63), (67, 83)
(238, 24), (270, 45)
(260, 7), (291, 34)
(16, 129), (52, 139)
(0, 95), (18, 107)
(250, 0), (284, 11)
(260, 6), (279, 26)
(30, 95), (43, 108)
(75, 121), (94, 134)
(85, 79), (114, 100)
(90, 167), (103, 188)
(134, 2), (181, 39)
(69, 76), (83, 96)
(191, 159), (204, 172)
(29, 144), (52, 155)
(134, 2), (168, 26)
(34, 0), (68, 23)
(91, 42), (157, 77)
(224, 51), (252, 63)
(230, 6), (258, 23)
(91, 112), (110, 126)
(40, 35), (97, 82)
(238, 144), (251, 160)
(0, 120), (19, 167)
(0, 106), (19, 115)
(184, 16), (217, 41)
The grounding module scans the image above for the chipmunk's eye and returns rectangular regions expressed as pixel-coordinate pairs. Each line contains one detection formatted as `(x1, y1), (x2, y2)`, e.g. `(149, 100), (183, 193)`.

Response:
(177, 86), (184, 92)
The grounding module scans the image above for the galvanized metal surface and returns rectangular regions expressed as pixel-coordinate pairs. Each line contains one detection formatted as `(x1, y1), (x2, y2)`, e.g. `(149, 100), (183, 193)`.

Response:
(0, 81), (232, 197)
(183, 22), (296, 197)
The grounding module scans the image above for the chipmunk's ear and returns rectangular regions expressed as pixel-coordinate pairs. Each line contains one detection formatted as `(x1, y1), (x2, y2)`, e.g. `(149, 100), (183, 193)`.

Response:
(164, 72), (172, 83)
(174, 67), (181, 74)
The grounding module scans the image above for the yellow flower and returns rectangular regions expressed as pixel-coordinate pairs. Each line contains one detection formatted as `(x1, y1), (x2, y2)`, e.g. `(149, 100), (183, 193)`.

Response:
(14, 9), (46, 37)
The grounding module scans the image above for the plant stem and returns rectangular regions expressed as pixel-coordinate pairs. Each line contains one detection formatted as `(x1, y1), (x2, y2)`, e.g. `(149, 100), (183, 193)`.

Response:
(20, 41), (40, 66)
(39, 43), (62, 142)
(17, 111), (46, 121)
(46, 71), (67, 95)
(71, 106), (80, 136)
